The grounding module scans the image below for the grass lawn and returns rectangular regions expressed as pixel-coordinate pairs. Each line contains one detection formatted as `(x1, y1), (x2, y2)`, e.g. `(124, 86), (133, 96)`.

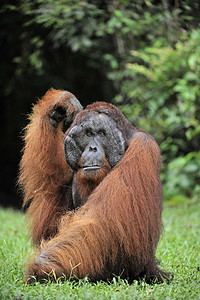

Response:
(0, 201), (200, 299)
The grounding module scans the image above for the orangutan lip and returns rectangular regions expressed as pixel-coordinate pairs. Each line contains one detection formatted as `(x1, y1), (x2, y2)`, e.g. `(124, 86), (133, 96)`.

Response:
(82, 166), (101, 171)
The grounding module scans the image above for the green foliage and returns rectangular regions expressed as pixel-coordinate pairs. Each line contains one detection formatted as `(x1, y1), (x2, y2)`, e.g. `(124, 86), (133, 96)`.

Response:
(0, 204), (200, 299)
(163, 152), (200, 204)
(1, 0), (200, 202)
(32, 0), (103, 52)
(115, 29), (200, 201)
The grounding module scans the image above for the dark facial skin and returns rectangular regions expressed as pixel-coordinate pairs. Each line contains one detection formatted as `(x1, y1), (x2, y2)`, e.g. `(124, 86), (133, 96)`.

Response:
(64, 112), (127, 208)
(64, 113), (126, 172)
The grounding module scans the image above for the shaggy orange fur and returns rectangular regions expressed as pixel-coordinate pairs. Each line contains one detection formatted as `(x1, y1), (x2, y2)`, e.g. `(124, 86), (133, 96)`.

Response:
(19, 88), (82, 244)
(19, 89), (169, 283)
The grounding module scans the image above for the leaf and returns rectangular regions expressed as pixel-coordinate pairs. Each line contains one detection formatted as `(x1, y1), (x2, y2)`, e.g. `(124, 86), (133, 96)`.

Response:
(167, 195), (190, 206)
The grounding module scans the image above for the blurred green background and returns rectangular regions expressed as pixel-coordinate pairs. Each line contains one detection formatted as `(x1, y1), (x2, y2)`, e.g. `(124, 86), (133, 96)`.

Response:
(0, 0), (199, 208)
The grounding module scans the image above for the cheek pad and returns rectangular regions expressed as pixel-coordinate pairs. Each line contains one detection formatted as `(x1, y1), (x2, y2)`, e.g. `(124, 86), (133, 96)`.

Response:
(104, 128), (126, 167)
(64, 135), (82, 170)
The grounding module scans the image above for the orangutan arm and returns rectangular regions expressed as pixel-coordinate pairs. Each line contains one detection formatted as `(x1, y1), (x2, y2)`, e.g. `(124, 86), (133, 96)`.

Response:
(19, 88), (82, 244)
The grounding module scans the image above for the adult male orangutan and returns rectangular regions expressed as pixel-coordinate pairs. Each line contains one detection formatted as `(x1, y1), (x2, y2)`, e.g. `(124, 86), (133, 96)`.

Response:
(19, 88), (169, 283)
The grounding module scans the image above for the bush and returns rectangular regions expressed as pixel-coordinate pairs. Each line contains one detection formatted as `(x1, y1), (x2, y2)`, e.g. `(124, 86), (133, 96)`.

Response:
(114, 29), (200, 201)
(2, 1), (199, 202)
(163, 152), (200, 204)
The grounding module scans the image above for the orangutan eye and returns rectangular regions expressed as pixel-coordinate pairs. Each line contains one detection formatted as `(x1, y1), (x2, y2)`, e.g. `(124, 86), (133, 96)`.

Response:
(86, 129), (93, 137)
(98, 130), (106, 137)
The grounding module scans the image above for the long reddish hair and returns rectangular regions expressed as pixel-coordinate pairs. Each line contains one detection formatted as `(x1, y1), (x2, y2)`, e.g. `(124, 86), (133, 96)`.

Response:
(19, 89), (168, 283)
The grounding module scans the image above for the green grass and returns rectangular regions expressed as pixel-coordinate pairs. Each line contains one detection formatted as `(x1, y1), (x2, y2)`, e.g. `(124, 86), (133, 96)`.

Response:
(0, 201), (200, 299)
